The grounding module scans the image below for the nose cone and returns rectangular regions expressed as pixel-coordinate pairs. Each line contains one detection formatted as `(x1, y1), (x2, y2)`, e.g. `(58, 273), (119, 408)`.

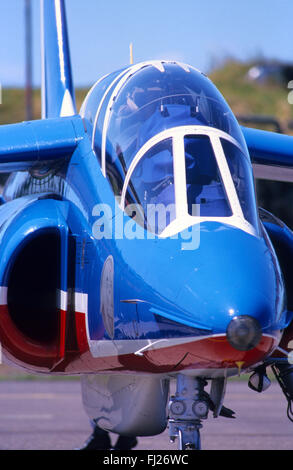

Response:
(175, 223), (285, 338)
(128, 223), (286, 374)
(226, 315), (262, 351)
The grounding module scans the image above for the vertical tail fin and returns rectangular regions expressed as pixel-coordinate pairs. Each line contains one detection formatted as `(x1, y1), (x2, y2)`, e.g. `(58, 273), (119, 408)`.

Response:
(41, 0), (76, 119)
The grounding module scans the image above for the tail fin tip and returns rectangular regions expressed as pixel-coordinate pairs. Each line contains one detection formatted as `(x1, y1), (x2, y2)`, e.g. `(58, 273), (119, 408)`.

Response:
(41, 0), (76, 119)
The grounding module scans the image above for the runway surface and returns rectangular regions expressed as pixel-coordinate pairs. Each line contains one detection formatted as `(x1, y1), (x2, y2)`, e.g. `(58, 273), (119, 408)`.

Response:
(0, 378), (292, 450)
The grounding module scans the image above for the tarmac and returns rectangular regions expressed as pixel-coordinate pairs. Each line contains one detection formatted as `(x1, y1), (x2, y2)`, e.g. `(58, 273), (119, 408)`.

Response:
(0, 375), (292, 451)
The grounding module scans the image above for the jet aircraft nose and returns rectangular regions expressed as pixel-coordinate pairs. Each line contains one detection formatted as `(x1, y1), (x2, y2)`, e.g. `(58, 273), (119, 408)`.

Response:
(137, 223), (286, 373)
(174, 223), (285, 340)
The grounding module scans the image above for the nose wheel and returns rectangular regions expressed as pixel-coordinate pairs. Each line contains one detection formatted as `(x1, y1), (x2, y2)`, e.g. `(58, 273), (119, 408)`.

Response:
(168, 375), (209, 450)
(174, 426), (201, 450)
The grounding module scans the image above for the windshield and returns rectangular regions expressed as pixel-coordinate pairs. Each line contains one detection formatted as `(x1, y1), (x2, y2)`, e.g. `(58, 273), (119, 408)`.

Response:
(126, 138), (176, 234)
(120, 127), (258, 237)
(185, 135), (232, 217)
(221, 139), (258, 228)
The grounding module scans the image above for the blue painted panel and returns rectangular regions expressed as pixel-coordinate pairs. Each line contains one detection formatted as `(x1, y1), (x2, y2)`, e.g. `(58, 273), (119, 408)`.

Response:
(242, 125), (293, 166)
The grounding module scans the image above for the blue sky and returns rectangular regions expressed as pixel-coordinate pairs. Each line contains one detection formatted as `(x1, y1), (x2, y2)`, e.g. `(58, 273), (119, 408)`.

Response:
(1, 0), (293, 88)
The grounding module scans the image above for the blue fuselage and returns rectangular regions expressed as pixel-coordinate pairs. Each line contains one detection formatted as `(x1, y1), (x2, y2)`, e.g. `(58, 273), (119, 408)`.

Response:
(3, 135), (287, 376)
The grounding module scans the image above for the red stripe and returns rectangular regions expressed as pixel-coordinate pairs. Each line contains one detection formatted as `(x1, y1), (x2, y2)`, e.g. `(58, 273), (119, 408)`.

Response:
(142, 334), (277, 371)
(62, 334), (278, 374)
(58, 308), (67, 358)
(0, 305), (59, 371)
(75, 311), (89, 353)
(0, 298), (277, 375)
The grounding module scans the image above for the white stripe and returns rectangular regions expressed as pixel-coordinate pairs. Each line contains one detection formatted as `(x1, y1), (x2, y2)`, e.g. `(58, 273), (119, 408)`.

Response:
(40, 0), (46, 119)
(55, 0), (66, 84)
(89, 334), (220, 358)
(159, 215), (254, 238)
(152, 61), (165, 72)
(172, 134), (188, 218)
(134, 339), (169, 356)
(60, 89), (75, 117)
(210, 135), (244, 219)
(75, 292), (88, 314)
(276, 345), (290, 356)
(58, 290), (68, 311)
(0, 287), (7, 305)
(89, 332), (279, 359)
(176, 62), (190, 73)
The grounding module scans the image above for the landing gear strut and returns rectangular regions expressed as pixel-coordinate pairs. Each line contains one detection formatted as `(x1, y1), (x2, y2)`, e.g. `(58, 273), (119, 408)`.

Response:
(271, 360), (293, 422)
(168, 375), (209, 450)
(251, 358), (293, 423)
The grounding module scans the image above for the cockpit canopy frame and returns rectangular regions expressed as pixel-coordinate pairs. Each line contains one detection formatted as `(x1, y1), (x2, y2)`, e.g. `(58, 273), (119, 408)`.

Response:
(81, 61), (258, 237)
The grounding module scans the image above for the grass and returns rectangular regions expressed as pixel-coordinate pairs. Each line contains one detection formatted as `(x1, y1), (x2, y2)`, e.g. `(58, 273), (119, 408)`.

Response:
(0, 87), (89, 125)
(1, 58), (292, 129)
(209, 59), (293, 132)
